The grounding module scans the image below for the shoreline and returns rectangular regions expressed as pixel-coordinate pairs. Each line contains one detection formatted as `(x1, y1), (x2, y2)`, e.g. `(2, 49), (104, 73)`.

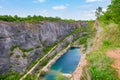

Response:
(71, 53), (87, 80)
(41, 44), (85, 79)
(71, 45), (87, 80)
(42, 45), (71, 72)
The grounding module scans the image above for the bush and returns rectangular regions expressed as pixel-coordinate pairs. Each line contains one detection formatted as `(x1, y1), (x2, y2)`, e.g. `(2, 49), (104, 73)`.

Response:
(20, 48), (33, 52)
(40, 70), (46, 77)
(22, 53), (26, 58)
(0, 71), (21, 80)
(10, 52), (14, 56)
(0, 15), (76, 22)
(56, 73), (69, 80)
(103, 40), (111, 47)
(79, 35), (88, 45)
(23, 74), (36, 80)
(35, 46), (41, 49)
(10, 45), (20, 51)
(16, 55), (20, 58)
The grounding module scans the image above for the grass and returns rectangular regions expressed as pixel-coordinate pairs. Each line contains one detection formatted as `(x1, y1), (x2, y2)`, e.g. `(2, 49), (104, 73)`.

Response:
(35, 46), (41, 49)
(10, 52), (14, 56)
(56, 73), (69, 80)
(22, 74), (37, 80)
(16, 55), (20, 58)
(43, 43), (57, 54)
(0, 71), (21, 80)
(10, 45), (33, 52)
(86, 23), (120, 80)
(22, 53), (26, 58)
(79, 34), (88, 44)
(10, 45), (20, 51)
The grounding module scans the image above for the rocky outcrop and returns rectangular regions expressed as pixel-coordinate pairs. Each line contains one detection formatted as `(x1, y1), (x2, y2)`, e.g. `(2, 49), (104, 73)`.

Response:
(0, 21), (86, 74)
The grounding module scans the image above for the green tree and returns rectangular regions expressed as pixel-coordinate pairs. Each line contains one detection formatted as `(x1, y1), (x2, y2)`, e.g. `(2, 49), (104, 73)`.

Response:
(56, 74), (69, 80)
(108, 0), (120, 23)
(95, 7), (103, 19)
(99, 0), (120, 24)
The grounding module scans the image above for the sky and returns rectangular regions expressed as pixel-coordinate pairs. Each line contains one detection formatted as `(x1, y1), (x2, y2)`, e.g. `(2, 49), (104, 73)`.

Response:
(0, 0), (111, 20)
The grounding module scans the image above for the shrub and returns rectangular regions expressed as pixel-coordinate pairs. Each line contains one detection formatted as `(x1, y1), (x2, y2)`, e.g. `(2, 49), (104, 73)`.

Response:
(20, 48), (33, 52)
(40, 70), (46, 77)
(10, 52), (14, 56)
(16, 55), (20, 58)
(22, 53), (26, 58)
(103, 40), (111, 47)
(0, 71), (21, 80)
(56, 73), (69, 80)
(35, 46), (41, 49)
(10, 45), (19, 51)
(79, 35), (88, 45)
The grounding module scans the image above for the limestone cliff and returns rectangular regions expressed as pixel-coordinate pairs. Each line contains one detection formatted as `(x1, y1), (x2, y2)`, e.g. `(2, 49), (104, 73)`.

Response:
(0, 21), (87, 74)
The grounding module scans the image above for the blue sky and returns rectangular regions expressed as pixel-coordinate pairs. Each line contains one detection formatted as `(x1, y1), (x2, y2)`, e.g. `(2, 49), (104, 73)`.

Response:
(0, 0), (111, 20)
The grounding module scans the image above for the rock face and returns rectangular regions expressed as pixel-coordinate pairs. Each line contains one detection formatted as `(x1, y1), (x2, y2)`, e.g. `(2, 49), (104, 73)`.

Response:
(0, 21), (85, 74)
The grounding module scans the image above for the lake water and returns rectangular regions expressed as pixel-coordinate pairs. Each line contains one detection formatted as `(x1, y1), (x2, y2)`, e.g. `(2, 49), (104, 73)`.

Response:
(44, 47), (81, 80)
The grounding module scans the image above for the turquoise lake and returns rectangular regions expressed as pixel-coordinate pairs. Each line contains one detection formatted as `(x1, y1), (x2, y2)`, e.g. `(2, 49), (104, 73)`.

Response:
(44, 47), (81, 80)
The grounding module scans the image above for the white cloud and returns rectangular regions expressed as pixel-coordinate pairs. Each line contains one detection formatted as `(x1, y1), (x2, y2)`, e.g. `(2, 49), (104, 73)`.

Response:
(52, 5), (67, 10)
(91, 8), (107, 12)
(33, 0), (46, 3)
(38, 0), (46, 3)
(86, 0), (103, 2)
(78, 10), (96, 20)
(103, 8), (107, 12)
(0, 6), (2, 9)
(39, 10), (48, 15)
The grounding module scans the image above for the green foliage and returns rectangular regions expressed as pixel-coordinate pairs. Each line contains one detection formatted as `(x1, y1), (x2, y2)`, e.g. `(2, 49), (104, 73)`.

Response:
(95, 7), (103, 19)
(0, 15), (76, 22)
(20, 48), (33, 52)
(87, 49), (119, 80)
(0, 71), (21, 80)
(79, 35), (88, 45)
(16, 55), (20, 58)
(10, 45), (20, 51)
(22, 53), (26, 58)
(56, 73), (69, 80)
(40, 59), (49, 66)
(87, 23), (120, 80)
(10, 52), (14, 56)
(0, 15), (16, 22)
(78, 34), (89, 51)
(103, 40), (111, 48)
(35, 46), (41, 49)
(43, 46), (53, 54)
(23, 74), (36, 80)
(99, 0), (120, 24)
(40, 71), (46, 77)
(87, 1), (120, 78)
(10, 45), (33, 52)
(43, 43), (57, 54)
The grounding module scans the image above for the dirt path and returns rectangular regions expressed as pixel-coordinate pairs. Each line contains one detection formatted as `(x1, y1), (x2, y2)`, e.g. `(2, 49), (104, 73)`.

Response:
(20, 34), (77, 80)
(106, 48), (120, 78)
(20, 45), (57, 80)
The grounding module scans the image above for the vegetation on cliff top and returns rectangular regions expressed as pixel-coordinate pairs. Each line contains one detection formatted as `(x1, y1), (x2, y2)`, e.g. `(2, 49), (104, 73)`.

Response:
(0, 15), (76, 22)
(97, 0), (120, 25)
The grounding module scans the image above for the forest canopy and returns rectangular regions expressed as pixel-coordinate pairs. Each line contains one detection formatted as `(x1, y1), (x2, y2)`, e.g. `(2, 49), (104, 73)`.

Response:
(0, 15), (76, 22)
(97, 0), (120, 25)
